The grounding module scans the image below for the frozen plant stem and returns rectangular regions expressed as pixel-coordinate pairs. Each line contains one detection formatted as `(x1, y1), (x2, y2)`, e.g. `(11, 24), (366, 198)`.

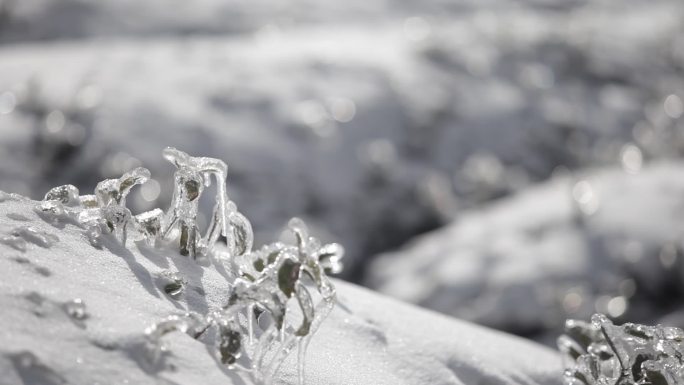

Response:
(161, 147), (252, 260)
(558, 313), (684, 385)
(40, 148), (344, 384)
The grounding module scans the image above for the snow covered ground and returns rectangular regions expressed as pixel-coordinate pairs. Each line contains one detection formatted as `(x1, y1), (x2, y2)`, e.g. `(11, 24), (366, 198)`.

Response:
(366, 162), (684, 344)
(0, 193), (561, 385)
(1, 0), (684, 370)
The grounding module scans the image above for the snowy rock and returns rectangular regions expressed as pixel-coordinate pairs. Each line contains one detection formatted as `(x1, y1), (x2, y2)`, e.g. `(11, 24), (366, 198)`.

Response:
(0, 193), (561, 384)
(366, 162), (684, 343)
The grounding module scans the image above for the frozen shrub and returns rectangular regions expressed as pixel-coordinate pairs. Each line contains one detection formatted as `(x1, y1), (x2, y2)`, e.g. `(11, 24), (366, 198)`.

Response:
(39, 147), (343, 385)
(147, 217), (344, 385)
(559, 314), (684, 385)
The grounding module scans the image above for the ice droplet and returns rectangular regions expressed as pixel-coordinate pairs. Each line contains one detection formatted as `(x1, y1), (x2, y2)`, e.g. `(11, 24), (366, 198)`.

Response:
(63, 298), (88, 321)
(157, 270), (186, 300)
(43, 184), (80, 206)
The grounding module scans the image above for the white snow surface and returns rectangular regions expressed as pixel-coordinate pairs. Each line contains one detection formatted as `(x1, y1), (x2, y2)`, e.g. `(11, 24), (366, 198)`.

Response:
(0, 193), (561, 385)
(366, 162), (684, 340)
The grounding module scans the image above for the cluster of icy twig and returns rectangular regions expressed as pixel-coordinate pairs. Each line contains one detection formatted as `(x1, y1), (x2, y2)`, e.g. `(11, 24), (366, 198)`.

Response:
(558, 314), (684, 385)
(39, 147), (344, 385)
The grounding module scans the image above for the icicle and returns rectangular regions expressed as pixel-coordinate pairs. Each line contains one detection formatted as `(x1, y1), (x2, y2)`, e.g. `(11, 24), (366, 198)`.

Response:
(43, 184), (80, 206)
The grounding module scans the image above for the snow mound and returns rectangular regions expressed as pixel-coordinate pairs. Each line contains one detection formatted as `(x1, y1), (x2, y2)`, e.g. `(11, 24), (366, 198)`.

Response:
(366, 162), (684, 342)
(0, 193), (561, 384)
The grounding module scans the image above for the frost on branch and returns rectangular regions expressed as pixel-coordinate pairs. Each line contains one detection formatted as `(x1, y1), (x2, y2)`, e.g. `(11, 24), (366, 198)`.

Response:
(37, 147), (343, 385)
(558, 314), (684, 385)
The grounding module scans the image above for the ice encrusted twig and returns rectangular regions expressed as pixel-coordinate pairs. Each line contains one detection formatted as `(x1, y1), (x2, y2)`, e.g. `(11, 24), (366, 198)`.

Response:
(558, 313), (684, 385)
(161, 147), (252, 259)
(39, 167), (150, 246)
(36, 147), (343, 385)
(146, 217), (344, 385)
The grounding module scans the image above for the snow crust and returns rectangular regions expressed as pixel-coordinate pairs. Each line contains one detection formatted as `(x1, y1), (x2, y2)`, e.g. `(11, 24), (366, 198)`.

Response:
(0, 193), (561, 385)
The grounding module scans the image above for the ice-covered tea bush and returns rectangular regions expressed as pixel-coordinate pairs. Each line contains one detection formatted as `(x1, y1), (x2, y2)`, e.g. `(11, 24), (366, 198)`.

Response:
(38, 147), (343, 385)
(558, 314), (684, 385)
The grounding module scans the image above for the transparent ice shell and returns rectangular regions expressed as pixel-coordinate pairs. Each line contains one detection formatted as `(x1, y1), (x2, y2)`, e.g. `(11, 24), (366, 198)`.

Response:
(559, 313), (684, 385)
(39, 148), (344, 385)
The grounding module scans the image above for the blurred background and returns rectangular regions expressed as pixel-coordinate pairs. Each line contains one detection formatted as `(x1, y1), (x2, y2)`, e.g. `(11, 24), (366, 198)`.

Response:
(0, 0), (683, 346)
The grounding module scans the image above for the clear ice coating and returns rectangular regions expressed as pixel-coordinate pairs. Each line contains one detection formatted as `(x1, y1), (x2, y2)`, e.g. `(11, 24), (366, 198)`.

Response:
(37, 148), (343, 384)
(38, 168), (150, 246)
(161, 147), (252, 259)
(146, 218), (344, 385)
(63, 298), (88, 320)
(134, 208), (164, 246)
(94, 167), (150, 207)
(144, 312), (207, 366)
(62, 298), (88, 328)
(558, 313), (684, 385)
(156, 270), (186, 300)
(38, 147), (252, 260)
(43, 184), (80, 206)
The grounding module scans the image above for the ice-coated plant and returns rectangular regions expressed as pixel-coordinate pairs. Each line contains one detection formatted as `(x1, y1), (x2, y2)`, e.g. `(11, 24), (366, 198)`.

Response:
(209, 218), (343, 383)
(40, 167), (151, 246)
(161, 147), (252, 259)
(38, 147), (343, 385)
(558, 313), (684, 385)
(145, 217), (344, 385)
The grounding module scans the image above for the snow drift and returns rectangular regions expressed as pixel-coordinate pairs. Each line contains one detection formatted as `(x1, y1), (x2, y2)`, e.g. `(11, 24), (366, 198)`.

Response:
(366, 162), (684, 343)
(0, 192), (561, 385)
